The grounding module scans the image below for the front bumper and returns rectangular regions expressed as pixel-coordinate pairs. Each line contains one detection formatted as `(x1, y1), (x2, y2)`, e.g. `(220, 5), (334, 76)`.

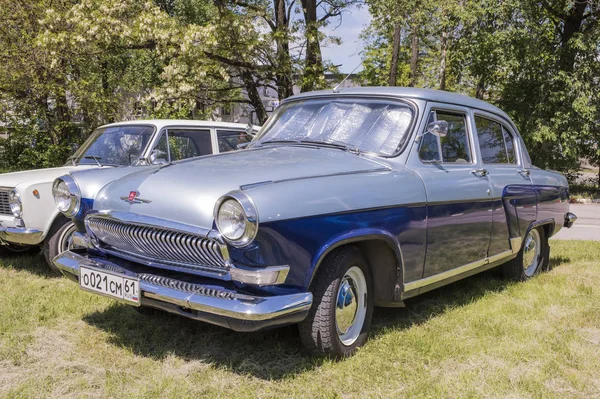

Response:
(53, 251), (312, 332)
(0, 226), (43, 246)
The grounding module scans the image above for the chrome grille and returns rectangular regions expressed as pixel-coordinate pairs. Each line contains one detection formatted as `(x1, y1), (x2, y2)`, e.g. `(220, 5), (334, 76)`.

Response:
(0, 189), (11, 216)
(87, 217), (228, 274)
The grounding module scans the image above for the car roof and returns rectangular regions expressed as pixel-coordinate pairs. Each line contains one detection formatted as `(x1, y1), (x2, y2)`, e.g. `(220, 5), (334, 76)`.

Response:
(286, 87), (512, 123)
(99, 119), (261, 131)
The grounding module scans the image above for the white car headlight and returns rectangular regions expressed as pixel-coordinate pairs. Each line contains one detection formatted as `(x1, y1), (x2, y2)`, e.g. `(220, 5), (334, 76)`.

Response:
(214, 192), (258, 247)
(8, 190), (22, 217)
(52, 176), (81, 217)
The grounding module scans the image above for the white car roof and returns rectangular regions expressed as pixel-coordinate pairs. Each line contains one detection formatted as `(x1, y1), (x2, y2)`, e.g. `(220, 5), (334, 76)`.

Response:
(99, 119), (261, 131)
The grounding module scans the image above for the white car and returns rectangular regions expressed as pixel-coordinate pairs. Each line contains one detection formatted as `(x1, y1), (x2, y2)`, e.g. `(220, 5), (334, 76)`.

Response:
(0, 120), (257, 271)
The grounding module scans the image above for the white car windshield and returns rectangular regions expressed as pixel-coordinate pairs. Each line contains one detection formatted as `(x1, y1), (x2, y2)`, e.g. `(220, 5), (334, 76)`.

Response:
(254, 98), (414, 156)
(73, 125), (155, 166)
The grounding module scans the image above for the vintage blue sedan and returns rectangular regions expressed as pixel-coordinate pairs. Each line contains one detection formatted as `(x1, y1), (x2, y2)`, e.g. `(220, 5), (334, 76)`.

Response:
(52, 88), (576, 357)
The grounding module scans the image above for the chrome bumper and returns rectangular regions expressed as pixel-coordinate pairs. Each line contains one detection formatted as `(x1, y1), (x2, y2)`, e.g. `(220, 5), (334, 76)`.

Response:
(0, 226), (43, 246)
(53, 251), (312, 332)
(564, 212), (577, 228)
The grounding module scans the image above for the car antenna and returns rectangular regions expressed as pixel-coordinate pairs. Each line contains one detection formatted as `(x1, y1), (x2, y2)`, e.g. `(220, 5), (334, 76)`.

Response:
(333, 61), (362, 93)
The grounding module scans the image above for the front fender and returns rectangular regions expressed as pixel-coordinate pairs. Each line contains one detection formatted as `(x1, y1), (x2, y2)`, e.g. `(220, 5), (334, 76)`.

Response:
(310, 228), (403, 286)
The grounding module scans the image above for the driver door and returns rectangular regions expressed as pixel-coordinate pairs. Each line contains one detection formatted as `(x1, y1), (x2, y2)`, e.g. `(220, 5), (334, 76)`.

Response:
(408, 103), (493, 279)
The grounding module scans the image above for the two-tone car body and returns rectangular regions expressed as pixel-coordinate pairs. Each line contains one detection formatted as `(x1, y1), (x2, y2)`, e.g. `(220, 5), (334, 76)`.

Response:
(0, 120), (256, 271)
(52, 88), (576, 356)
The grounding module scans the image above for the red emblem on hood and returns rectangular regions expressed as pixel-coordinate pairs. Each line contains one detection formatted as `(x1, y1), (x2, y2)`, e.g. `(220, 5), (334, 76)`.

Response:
(120, 191), (152, 204)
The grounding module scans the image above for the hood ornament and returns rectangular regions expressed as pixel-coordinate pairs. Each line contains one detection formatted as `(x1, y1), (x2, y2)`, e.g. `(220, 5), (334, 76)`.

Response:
(120, 191), (152, 204)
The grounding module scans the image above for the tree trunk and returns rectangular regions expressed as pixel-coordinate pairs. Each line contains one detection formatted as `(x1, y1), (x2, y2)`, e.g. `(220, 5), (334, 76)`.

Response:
(301, 0), (324, 92)
(274, 0), (293, 99)
(475, 75), (485, 99)
(389, 22), (402, 86)
(559, 0), (587, 73)
(409, 23), (419, 87)
(241, 71), (268, 124)
(439, 27), (448, 91)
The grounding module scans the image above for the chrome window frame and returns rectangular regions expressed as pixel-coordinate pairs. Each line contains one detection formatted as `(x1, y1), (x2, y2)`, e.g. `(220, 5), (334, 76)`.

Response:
(472, 110), (523, 167)
(417, 106), (476, 166)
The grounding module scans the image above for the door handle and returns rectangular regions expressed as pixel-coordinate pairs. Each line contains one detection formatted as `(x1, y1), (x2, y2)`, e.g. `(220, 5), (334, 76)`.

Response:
(471, 168), (488, 177)
(518, 169), (531, 177)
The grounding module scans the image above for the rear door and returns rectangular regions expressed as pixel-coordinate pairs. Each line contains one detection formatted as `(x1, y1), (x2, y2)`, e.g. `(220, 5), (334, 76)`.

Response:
(408, 103), (493, 278)
(472, 112), (533, 256)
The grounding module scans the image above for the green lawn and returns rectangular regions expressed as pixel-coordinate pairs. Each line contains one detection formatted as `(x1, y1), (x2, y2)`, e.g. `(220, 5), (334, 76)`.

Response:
(1, 241), (599, 398)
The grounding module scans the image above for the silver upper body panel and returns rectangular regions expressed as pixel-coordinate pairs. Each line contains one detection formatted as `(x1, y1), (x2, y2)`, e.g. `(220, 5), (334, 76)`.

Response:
(84, 88), (561, 229)
(91, 146), (418, 226)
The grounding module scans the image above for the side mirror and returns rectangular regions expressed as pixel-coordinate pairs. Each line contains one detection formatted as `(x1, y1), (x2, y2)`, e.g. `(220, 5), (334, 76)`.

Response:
(149, 149), (168, 165)
(426, 120), (449, 137)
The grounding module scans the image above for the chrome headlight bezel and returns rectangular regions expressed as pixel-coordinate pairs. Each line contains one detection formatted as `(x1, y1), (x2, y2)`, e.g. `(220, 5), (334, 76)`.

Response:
(214, 191), (258, 248)
(8, 190), (22, 217)
(52, 175), (81, 217)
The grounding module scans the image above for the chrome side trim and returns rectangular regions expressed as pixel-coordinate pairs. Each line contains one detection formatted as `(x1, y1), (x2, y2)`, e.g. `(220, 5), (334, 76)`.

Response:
(404, 250), (514, 292)
(53, 251), (312, 323)
(510, 237), (522, 255)
(0, 226), (44, 246)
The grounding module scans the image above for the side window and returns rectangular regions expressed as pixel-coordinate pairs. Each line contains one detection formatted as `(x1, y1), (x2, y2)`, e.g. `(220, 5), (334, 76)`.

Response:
(419, 111), (472, 163)
(153, 133), (169, 163)
(168, 129), (212, 161)
(474, 116), (517, 164)
(217, 130), (253, 153)
(502, 126), (516, 164)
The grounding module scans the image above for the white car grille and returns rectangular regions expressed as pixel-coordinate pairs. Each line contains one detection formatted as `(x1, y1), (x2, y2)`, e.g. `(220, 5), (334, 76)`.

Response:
(0, 189), (12, 216)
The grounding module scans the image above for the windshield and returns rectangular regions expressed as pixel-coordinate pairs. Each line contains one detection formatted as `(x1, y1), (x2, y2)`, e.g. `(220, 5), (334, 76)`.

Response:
(254, 98), (414, 156)
(73, 125), (155, 166)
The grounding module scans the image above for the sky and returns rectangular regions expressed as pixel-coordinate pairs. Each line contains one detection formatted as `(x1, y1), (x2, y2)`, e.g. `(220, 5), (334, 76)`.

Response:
(321, 5), (372, 73)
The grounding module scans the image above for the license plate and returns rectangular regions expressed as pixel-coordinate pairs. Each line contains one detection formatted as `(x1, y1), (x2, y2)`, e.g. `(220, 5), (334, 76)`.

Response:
(80, 266), (140, 305)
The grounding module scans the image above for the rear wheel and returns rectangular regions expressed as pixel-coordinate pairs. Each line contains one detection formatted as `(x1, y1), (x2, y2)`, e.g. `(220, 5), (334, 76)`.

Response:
(298, 246), (374, 357)
(43, 217), (77, 275)
(502, 227), (548, 281)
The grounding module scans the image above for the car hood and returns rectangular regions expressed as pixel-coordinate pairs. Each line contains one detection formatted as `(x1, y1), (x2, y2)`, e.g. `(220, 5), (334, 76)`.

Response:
(93, 146), (390, 228)
(0, 165), (101, 189)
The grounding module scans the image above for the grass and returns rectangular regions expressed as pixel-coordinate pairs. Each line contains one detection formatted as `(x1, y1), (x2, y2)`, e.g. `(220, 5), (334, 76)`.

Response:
(1, 241), (599, 398)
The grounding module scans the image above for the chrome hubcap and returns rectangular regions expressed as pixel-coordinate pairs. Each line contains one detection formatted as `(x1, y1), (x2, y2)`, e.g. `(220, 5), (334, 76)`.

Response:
(522, 229), (541, 277)
(335, 266), (367, 346)
(59, 224), (79, 252)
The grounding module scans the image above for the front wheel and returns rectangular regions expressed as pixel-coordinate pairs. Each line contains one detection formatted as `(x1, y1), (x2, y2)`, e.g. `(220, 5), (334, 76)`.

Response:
(298, 246), (374, 357)
(43, 217), (77, 275)
(502, 227), (549, 281)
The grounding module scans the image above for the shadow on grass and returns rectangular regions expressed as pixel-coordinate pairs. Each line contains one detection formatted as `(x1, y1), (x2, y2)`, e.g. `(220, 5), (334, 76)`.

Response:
(83, 254), (568, 380)
(0, 250), (58, 278)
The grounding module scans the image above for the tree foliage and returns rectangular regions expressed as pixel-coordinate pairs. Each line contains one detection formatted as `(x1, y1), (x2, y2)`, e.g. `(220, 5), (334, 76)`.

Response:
(361, 0), (600, 179)
(0, 0), (358, 170)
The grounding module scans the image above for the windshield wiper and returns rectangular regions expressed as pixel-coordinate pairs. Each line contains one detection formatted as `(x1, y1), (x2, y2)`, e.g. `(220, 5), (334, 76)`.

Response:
(84, 155), (103, 167)
(253, 139), (360, 153)
(252, 139), (301, 148)
(299, 139), (361, 154)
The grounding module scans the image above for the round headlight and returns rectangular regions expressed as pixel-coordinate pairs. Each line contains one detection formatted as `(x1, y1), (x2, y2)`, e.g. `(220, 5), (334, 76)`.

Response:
(8, 190), (22, 217)
(214, 192), (258, 247)
(52, 176), (81, 217)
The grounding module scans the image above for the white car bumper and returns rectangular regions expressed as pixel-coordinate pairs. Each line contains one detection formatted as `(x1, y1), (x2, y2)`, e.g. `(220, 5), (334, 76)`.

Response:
(0, 216), (44, 246)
